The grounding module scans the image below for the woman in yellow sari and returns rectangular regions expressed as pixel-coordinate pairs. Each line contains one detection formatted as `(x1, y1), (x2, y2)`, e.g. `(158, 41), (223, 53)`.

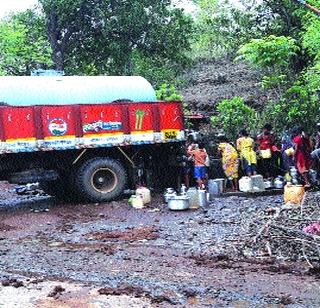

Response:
(218, 135), (239, 191)
(236, 129), (257, 176)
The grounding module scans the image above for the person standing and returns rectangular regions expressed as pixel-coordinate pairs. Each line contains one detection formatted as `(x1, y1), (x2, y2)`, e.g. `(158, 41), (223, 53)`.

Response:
(182, 134), (196, 189)
(218, 135), (239, 191)
(281, 128), (295, 177)
(292, 126), (313, 187)
(315, 123), (320, 149)
(188, 142), (208, 189)
(257, 123), (275, 179)
(237, 129), (257, 176)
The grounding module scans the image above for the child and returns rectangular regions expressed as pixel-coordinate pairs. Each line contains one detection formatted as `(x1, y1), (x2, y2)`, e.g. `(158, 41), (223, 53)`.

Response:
(188, 142), (208, 189)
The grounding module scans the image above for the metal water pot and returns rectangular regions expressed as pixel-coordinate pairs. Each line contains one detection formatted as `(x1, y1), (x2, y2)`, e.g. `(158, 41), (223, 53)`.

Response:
(290, 167), (298, 178)
(290, 167), (299, 185)
(264, 180), (273, 189)
(274, 177), (284, 189)
(198, 189), (207, 207)
(309, 169), (318, 183)
(168, 195), (190, 210)
(164, 188), (177, 203)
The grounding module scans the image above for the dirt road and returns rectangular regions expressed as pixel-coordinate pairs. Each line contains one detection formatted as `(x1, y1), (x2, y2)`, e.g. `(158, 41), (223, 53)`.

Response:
(0, 191), (319, 307)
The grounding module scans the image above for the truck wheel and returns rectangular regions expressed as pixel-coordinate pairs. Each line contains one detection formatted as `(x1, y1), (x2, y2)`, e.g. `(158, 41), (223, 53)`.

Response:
(74, 157), (126, 202)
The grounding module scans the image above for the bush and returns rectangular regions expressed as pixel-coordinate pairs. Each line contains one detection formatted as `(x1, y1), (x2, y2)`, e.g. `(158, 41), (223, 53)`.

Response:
(155, 83), (183, 101)
(210, 97), (257, 140)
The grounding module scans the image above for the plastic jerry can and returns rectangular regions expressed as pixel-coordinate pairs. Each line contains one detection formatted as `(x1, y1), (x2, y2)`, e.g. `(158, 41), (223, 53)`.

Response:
(251, 175), (265, 191)
(239, 177), (253, 192)
(136, 187), (151, 204)
(130, 195), (144, 209)
(284, 184), (305, 205)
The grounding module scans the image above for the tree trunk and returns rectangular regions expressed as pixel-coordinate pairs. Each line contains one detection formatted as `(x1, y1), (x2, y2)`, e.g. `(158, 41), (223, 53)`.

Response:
(53, 50), (64, 71)
(46, 9), (65, 71)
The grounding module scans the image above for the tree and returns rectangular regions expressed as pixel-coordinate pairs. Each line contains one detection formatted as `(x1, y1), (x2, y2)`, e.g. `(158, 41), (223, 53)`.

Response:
(0, 10), (52, 75)
(39, 0), (193, 74)
(191, 0), (267, 59)
(210, 97), (257, 139)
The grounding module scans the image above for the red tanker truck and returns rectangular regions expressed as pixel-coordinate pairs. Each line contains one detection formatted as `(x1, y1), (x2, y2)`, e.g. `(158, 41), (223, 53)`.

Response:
(0, 76), (185, 202)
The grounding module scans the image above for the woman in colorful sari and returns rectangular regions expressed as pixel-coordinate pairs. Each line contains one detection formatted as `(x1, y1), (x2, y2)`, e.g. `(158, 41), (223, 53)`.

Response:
(236, 129), (257, 176)
(292, 126), (313, 187)
(218, 135), (239, 191)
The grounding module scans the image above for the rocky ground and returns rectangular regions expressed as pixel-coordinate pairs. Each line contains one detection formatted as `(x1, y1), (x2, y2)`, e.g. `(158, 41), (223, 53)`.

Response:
(0, 182), (319, 307)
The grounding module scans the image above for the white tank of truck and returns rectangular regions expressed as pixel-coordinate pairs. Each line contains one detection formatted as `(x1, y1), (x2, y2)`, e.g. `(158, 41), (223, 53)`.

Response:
(0, 76), (157, 106)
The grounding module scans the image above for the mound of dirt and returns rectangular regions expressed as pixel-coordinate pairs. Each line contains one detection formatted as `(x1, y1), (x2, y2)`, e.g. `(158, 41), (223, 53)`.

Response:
(180, 57), (271, 113)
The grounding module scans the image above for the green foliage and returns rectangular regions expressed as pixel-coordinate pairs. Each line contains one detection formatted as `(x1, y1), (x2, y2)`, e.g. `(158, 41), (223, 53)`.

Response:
(261, 75), (287, 90)
(210, 97), (257, 140)
(302, 14), (320, 59)
(254, 0), (304, 38)
(304, 62), (320, 90)
(39, 0), (193, 77)
(0, 11), (52, 75)
(236, 35), (299, 71)
(155, 83), (183, 101)
(192, 0), (261, 59)
(131, 51), (182, 88)
(259, 73), (320, 134)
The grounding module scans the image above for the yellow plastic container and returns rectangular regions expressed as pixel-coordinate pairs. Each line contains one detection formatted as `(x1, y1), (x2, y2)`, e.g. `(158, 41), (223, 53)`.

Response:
(285, 147), (295, 157)
(260, 149), (272, 159)
(284, 184), (305, 205)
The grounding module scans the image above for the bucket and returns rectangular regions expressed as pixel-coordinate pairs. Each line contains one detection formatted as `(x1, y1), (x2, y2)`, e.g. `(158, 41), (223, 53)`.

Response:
(214, 178), (225, 192)
(187, 187), (199, 209)
(208, 180), (220, 198)
(198, 189), (207, 207)
(208, 179), (224, 199)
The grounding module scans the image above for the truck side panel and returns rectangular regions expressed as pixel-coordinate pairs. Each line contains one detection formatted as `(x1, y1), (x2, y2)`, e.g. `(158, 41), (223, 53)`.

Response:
(1, 107), (37, 152)
(158, 102), (184, 142)
(39, 106), (77, 150)
(80, 104), (125, 147)
(128, 103), (154, 143)
(0, 101), (185, 154)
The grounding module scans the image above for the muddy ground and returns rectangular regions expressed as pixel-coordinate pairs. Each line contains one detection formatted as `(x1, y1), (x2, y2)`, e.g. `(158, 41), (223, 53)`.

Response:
(0, 182), (320, 307)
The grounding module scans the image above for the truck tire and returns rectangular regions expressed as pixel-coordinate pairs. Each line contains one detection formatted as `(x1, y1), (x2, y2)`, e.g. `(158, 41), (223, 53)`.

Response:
(74, 157), (126, 202)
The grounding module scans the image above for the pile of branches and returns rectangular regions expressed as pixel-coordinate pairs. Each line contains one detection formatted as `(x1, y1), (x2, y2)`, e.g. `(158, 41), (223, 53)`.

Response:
(239, 192), (320, 267)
